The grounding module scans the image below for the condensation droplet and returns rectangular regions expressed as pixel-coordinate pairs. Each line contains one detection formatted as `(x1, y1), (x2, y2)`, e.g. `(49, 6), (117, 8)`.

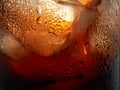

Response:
(37, 16), (42, 24)
(36, 6), (42, 14)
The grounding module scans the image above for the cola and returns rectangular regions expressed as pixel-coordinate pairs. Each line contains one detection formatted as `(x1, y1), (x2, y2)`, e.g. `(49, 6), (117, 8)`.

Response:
(0, 0), (119, 90)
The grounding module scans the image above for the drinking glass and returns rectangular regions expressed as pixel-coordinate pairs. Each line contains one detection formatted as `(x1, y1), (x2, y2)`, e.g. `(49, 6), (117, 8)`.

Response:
(0, 0), (119, 90)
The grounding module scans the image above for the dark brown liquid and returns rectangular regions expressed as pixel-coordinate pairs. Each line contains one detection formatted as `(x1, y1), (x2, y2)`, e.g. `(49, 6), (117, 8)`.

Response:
(0, 0), (120, 90)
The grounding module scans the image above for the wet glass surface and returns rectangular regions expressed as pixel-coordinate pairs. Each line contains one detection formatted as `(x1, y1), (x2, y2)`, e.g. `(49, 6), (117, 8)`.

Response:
(0, 0), (120, 90)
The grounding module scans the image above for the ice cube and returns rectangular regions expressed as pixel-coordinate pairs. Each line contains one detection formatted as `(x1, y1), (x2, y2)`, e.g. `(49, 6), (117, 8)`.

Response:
(0, 31), (31, 61)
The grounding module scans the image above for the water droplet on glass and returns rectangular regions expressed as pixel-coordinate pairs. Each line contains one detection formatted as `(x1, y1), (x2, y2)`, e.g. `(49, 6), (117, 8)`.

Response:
(37, 16), (42, 24)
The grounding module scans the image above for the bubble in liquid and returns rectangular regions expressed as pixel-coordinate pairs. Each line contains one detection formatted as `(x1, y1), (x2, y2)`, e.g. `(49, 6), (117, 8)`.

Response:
(84, 43), (89, 55)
